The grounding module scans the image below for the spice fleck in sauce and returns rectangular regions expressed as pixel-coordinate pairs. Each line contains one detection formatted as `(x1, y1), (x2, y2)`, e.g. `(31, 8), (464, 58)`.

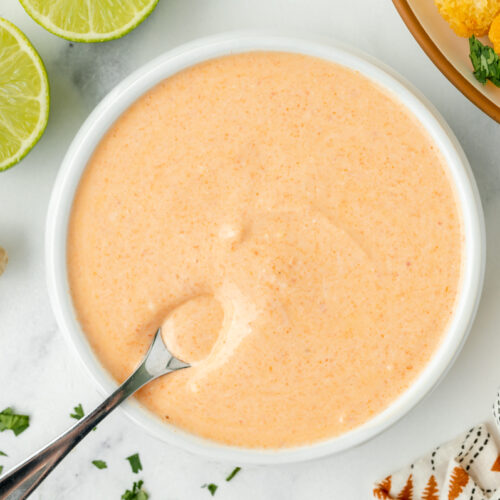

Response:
(68, 52), (462, 448)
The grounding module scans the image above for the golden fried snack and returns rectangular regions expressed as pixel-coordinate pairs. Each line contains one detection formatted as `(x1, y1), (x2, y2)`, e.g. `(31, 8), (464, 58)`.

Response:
(435, 0), (500, 37)
(489, 12), (500, 52)
(0, 247), (7, 276)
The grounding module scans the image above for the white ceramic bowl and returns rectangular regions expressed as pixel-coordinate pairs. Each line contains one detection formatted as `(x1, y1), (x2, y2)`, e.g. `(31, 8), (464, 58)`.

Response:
(46, 33), (486, 464)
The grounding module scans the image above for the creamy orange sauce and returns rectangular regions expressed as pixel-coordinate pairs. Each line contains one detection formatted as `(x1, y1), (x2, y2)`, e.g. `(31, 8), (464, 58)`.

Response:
(67, 52), (462, 448)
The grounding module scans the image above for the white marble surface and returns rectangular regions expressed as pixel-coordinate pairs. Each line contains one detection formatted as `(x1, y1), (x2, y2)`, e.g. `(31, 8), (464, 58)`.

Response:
(0, 0), (499, 498)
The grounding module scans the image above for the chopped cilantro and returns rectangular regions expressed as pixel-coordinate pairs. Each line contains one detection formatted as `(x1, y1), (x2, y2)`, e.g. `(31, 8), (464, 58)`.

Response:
(0, 465), (3, 475)
(0, 407), (30, 435)
(226, 467), (241, 482)
(70, 404), (84, 420)
(121, 479), (148, 500)
(92, 460), (107, 469)
(0, 451), (6, 457)
(126, 453), (142, 474)
(469, 36), (500, 87)
(202, 483), (218, 496)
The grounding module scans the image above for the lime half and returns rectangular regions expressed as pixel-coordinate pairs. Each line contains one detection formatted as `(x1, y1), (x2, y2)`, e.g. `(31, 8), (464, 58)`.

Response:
(0, 18), (49, 172)
(19, 0), (160, 43)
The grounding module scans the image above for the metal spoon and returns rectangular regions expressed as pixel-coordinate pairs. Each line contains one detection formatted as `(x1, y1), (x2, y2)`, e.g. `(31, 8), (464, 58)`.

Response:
(0, 328), (189, 500)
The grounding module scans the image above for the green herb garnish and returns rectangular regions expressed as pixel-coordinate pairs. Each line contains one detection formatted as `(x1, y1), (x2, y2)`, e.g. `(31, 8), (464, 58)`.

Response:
(0, 407), (30, 436)
(92, 460), (107, 469)
(126, 453), (142, 474)
(469, 36), (500, 87)
(121, 479), (148, 500)
(226, 466), (241, 482)
(202, 483), (218, 496)
(0, 450), (5, 476)
(70, 404), (84, 420)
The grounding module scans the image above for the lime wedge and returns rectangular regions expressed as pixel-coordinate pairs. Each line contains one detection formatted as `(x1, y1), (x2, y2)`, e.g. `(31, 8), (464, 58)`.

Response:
(19, 0), (159, 43)
(0, 18), (49, 172)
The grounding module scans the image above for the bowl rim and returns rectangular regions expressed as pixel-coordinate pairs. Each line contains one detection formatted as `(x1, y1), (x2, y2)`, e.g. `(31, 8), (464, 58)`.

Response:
(392, 0), (500, 124)
(45, 32), (486, 464)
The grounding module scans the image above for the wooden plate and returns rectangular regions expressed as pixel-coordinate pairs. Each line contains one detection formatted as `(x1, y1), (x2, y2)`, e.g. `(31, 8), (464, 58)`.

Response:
(393, 0), (500, 123)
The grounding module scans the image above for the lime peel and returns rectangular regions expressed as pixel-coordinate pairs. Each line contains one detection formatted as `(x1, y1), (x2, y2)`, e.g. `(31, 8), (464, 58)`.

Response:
(18, 0), (160, 43)
(0, 18), (49, 171)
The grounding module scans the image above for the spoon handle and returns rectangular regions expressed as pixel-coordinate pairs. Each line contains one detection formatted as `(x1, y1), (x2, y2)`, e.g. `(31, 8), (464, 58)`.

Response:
(0, 364), (153, 500)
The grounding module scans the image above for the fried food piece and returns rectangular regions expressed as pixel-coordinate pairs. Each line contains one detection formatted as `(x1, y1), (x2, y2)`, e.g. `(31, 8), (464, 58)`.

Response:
(435, 0), (500, 37)
(489, 12), (500, 52)
(0, 246), (7, 276)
